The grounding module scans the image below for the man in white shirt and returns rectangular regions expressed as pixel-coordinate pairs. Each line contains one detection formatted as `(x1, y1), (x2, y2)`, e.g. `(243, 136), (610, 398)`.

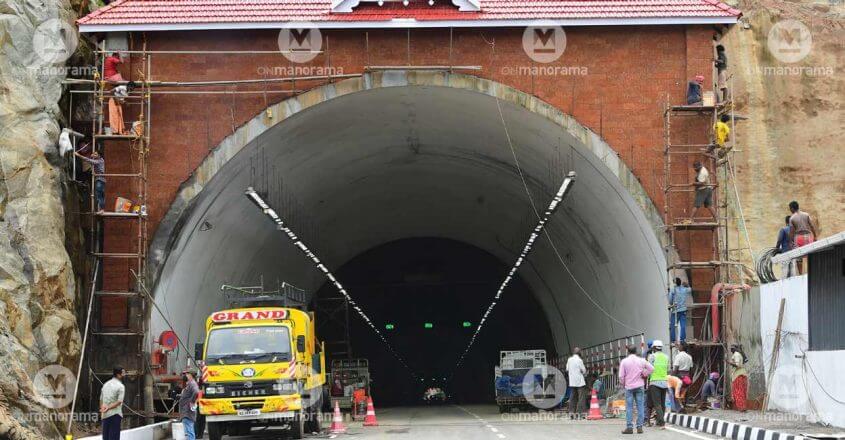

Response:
(690, 161), (716, 221)
(566, 347), (587, 418)
(100, 367), (125, 440)
(673, 342), (694, 380)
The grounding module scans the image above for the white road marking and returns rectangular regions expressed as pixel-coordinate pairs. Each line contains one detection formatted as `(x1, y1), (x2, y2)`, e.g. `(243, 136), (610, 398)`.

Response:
(496, 434), (506, 439)
(490, 427), (499, 432)
(667, 426), (716, 440)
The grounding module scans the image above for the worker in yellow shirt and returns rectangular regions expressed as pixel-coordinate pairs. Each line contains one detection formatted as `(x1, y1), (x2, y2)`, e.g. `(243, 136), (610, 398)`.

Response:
(708, 114), (731, 158)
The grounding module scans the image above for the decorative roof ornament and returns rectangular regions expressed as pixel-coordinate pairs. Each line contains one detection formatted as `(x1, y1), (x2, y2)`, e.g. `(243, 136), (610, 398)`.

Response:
(331, 0), (479, 13)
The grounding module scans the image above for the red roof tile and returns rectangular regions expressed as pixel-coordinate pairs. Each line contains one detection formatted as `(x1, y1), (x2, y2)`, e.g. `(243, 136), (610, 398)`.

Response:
(78, 0), (741, 27)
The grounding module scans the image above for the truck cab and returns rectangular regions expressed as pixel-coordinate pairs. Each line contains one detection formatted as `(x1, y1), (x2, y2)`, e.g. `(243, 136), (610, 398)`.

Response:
(198, 307), (325, 439)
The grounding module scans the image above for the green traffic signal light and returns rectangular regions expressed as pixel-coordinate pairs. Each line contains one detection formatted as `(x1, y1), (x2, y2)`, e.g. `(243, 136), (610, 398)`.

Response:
(424, 322), (434, 329)
(385, 323), (395, 330)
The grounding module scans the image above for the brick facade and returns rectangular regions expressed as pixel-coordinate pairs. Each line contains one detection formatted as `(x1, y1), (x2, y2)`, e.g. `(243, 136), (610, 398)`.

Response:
(98, 25), (718, 326)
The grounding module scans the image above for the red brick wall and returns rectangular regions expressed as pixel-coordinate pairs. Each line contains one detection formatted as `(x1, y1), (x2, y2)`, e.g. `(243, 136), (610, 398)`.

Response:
(99, 25), (717, 324)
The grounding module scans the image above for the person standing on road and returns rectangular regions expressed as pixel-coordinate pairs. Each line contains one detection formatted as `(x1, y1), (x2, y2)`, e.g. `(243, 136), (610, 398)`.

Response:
(668, 278), (691, 343)
(647, 340), (669, 429)
(180, 370), (200, 440)
(566, 347), (587, 419)
(729, 345), (748, 412)
(788, 201), (818, 275)
(672, 342), (693, 381)
(619, 345), (653, 434)
(100, 367), (125, 440)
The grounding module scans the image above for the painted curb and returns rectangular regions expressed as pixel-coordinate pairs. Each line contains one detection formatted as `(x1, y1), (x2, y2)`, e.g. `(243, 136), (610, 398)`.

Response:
(666, 412), (806, 440)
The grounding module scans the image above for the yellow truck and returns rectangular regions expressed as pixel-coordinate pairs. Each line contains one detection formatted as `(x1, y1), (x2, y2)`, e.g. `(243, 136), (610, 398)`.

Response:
(198, 307), (326, 439)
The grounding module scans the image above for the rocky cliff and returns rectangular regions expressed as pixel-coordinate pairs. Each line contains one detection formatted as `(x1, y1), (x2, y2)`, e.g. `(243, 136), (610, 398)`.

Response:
(0, 0), (82, 437)
(724, 0), (844, 265)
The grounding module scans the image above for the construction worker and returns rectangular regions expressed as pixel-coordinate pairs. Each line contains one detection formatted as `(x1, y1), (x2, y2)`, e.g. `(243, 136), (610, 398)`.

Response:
(668, 278), (691, 343)
(715, 44), (728, 102)
(99, 367), (125, 440)
(788, 201), (818, 274)
(728, 345), (748, 412)
(686, 74), (705, 105)
(700, 372), (720, 407)
(104, 52), (125, 82)
(689, 161), (716, 222)
(672, 342), (693, 381)
(75, 150), (106, 212)
(647, 340), (669, 429)
(565, 347), (587, 419)
(709, 114), (731, 159)
(775, 216), (794, 277)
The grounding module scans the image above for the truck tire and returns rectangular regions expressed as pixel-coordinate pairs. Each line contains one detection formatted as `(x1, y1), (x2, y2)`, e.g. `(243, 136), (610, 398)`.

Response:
(206, 421), (223, 440)
(290, 410), (305, 439)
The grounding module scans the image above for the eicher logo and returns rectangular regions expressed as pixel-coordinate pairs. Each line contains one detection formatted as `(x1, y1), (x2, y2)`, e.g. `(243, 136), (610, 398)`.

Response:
(278, 22), (322, 63)
(522, 21), (567, 63)
(767, 20), (812, 63)
(212, 309), (289, 322)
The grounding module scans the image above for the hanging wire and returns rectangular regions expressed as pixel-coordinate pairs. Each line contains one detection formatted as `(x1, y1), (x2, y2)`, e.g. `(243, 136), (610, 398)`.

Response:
(451, 173), (576, 374)
(494, 96), (644, 334)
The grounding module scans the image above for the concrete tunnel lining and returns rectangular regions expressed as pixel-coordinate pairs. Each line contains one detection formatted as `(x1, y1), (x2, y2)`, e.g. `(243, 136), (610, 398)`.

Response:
(148, 71), (668, 370)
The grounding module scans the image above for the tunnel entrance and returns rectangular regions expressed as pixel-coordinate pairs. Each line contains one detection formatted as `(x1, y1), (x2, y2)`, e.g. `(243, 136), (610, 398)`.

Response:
(315, 237), (555, 405)
(148, 72), (668, 401)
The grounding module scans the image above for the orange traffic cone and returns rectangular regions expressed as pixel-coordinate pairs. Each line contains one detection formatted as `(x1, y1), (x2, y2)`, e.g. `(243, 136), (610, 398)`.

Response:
(329, 401), (347, 434)
(363, 397), (379, 427)
(586, 389), (603, 420)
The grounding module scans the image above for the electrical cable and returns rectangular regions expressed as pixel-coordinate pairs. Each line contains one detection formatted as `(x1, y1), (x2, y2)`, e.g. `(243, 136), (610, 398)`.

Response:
(244, 188), (420, 380)
(756, 247), (779, 284)
(450, 173), (576, 373)
(494, 96), (644, 334)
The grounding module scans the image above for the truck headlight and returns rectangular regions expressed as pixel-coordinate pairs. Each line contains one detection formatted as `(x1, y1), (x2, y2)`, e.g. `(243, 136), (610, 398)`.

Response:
(272, 381), (297, 394)
(203, 386), (224, 395)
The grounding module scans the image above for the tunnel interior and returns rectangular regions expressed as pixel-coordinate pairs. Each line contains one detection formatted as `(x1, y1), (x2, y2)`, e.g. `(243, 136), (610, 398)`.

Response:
(316, 237), (555, 405)
(149, 77), (667, 404)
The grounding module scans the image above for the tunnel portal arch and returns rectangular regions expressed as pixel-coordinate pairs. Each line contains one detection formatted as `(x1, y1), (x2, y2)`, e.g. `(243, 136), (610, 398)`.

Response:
(147, 71), (668, 369)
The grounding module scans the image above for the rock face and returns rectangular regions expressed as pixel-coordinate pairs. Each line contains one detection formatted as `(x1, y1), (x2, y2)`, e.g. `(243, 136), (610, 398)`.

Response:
(0, 0), (81, 438)
(724, 0), (844, 263)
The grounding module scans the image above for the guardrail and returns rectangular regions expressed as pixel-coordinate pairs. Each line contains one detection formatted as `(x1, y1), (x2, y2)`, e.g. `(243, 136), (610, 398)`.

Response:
(550, 333), (645, 395)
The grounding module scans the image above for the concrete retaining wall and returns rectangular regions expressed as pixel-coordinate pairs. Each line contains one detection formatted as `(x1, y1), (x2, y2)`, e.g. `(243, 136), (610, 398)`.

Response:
(79, 421), (171, 440)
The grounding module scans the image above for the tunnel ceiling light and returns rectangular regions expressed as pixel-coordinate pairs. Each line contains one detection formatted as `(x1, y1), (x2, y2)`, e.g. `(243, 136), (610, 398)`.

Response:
(451, 173), (576, 376)
(244, 187), (419, 379)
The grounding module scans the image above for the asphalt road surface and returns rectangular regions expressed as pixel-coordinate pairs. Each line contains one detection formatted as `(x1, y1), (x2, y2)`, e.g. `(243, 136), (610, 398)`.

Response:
(218, 405), (719, 440)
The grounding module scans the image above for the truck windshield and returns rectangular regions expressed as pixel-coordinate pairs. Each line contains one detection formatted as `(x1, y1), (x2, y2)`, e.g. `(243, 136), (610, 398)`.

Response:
(205, 326), (292, 364)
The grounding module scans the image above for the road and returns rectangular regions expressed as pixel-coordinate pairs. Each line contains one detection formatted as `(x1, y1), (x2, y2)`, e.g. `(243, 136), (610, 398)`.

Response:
(216, 405), (718, 440)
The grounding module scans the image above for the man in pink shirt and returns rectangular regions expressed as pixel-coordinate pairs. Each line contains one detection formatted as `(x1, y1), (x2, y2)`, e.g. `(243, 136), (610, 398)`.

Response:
(618, 345), (654, 434)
